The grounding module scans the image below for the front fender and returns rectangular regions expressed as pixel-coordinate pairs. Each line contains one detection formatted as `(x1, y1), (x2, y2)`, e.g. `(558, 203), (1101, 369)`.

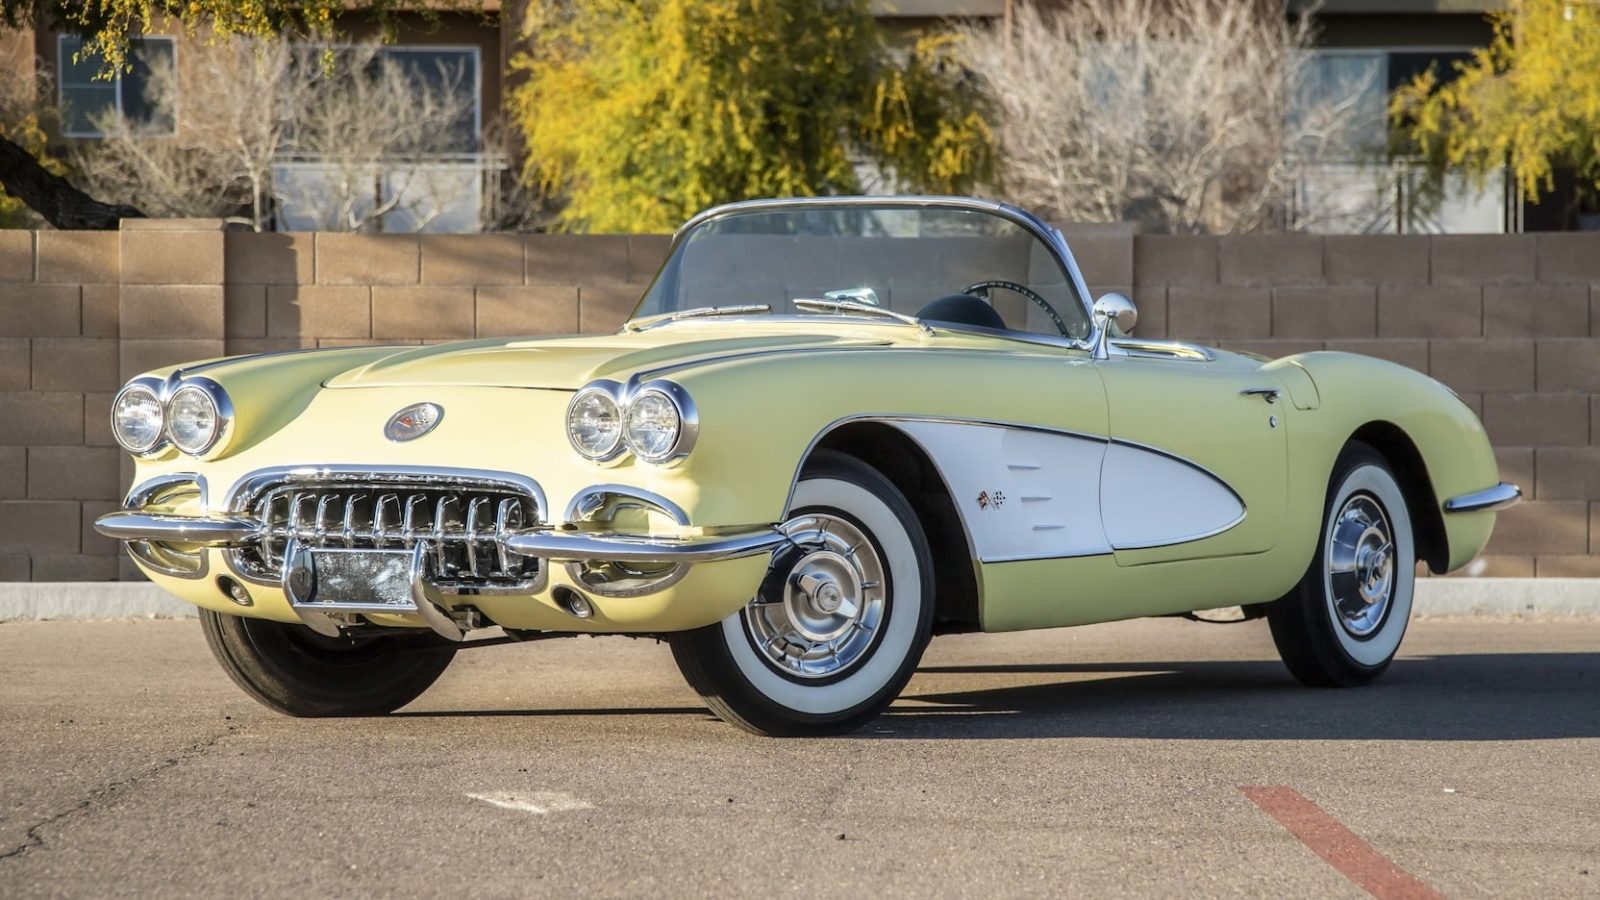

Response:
(1283, 351), (1502, 574)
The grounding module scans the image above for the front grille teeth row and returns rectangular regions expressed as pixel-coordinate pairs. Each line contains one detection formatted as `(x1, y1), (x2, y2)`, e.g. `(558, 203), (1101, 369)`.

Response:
(248, 485), (540, 585)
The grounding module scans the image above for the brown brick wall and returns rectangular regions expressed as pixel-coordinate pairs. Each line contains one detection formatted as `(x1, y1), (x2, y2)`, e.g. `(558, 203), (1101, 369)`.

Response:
(1132, 232), (1600, 579)
(0, 222), (1595, 580)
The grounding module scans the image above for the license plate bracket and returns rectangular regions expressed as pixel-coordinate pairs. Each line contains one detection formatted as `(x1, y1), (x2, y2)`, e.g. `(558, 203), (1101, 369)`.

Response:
(283, 544), (418, 611)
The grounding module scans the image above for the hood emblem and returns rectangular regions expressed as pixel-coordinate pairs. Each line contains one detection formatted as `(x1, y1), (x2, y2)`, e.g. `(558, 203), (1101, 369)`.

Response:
(385, 403), (444, 442)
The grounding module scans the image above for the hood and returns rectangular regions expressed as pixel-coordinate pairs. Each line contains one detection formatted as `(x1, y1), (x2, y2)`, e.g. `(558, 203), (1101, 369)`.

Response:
(323, 330), (892, 390)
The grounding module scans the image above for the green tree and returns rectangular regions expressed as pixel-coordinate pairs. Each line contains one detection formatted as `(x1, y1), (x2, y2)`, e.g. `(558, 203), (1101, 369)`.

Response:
(1392, 0), (1600, 205)
(512, 0), (995, 233)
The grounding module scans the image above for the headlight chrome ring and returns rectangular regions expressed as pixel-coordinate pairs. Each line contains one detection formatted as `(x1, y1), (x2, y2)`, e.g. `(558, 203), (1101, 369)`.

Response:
(111, 378), (167, 455)
(566, 382), (626, 462)
(167, 379), (232, 457)
(624, 381), (697, 465)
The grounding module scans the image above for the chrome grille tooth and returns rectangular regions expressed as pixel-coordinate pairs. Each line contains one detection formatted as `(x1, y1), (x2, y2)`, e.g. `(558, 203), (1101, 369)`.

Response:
(494, 498), (519, 573)
(373, 494), (399, 548)
(433, 495), (457, 574)
(464, 496), (490, 578)
(315, 494), (337, 545)
(341, 493), (366, 550)
(402, 494), (427, 550)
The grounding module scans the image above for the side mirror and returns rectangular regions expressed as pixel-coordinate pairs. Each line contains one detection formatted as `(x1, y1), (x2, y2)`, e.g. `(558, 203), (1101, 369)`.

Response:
(1091, 292), (1137, 359)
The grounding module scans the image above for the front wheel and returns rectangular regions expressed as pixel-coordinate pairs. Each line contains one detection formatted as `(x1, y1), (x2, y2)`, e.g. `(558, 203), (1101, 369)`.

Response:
(200, 609), (457, 716)
(1267, 443), (1415, 687)
(669, 451), (934, 736)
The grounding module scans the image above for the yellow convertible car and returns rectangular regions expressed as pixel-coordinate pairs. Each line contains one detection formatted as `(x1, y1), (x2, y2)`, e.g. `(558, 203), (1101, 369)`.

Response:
(98, 197), (1518, 735)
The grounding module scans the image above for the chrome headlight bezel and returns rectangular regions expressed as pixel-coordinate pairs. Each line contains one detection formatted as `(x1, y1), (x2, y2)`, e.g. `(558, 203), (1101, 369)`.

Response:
(166, 378), (233, 458)
(624, 380), (697, 465)
(111, 377), (168, 455)
(110, 374), (236, 460)
(566, 382), (626, 462)
(568, 378), (698, 466)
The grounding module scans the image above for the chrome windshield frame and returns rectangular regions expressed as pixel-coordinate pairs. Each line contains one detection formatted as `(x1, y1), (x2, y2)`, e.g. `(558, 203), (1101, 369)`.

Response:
(644, 196), (1099, 346)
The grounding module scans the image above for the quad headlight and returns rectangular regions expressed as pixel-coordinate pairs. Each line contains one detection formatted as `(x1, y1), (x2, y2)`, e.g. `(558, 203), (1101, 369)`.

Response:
(111, 381), (165, 454)
(567, 385), (624, 460)
(167, 383), (225, 455)
(110, 375), (234, 458)
(568, 380), (696, 465)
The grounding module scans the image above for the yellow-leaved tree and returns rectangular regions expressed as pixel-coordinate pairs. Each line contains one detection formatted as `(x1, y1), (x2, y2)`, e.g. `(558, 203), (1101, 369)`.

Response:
(512, 0), (995, 233)
(1392, 0), (1600, 204)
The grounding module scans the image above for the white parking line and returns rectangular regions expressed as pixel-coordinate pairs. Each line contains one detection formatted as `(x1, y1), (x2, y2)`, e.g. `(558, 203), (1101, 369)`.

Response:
(467, 791), (595, 815)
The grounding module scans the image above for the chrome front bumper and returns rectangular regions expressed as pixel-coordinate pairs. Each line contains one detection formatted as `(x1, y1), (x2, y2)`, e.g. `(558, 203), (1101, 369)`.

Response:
(93, 509), (785, 564)
(1442, 482), (1522, 514)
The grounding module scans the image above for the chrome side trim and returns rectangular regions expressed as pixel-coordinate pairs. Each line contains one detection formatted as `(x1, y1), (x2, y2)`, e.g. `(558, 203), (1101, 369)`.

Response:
(503, 528), (784, 564)
(1111, 339), (1215, 362)
(1443, 482), (1522, 514)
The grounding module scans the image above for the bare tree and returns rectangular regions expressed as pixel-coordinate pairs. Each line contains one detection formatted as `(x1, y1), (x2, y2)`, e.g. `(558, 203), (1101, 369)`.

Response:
(76, 37), (478, 232)
(957, 0), (1374, 234)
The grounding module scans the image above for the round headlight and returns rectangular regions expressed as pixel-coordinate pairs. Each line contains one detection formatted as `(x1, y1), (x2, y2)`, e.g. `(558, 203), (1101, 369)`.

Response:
(567, 387), (623, 459)
(111, 383), (164, 454)
(167, 384), (222, 455)
(624, 389), (682, 463)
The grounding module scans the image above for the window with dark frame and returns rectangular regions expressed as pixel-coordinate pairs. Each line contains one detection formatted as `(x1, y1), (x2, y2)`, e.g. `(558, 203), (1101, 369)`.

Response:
(57, 35), (177, 137)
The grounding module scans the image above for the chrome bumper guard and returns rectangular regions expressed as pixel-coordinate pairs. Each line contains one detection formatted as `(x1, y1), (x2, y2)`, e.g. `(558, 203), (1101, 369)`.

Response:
(1442, 482), (1522, 514)
(95, 508), (784, 641)
(93, 510), (785, 563)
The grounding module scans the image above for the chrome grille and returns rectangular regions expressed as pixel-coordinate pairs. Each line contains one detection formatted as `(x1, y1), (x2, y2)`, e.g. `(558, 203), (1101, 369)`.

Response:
(234, 479), (540, 588)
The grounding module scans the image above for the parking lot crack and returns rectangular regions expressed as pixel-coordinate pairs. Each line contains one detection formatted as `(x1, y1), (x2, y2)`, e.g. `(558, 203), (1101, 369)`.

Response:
(0, 726), (238, 864)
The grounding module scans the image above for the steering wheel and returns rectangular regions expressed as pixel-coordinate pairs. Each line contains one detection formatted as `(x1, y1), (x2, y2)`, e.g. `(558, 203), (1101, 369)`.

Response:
(962, 280), (1072, 339)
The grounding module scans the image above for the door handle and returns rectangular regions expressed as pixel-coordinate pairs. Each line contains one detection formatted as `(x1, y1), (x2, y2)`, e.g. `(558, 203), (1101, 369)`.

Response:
(1240, 387), (1281, 404)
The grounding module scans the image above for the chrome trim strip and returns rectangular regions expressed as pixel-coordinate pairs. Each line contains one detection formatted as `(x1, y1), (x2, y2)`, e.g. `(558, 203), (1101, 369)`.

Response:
(659, 195), (1095, 340)
(564, 484), (691, 527)
(502, 528), (784, 564)
(124, 472), (209, 511)
(97, 511), (260, 544)
(223, 464), (549, 520)
(1443, 482), (1522, 514)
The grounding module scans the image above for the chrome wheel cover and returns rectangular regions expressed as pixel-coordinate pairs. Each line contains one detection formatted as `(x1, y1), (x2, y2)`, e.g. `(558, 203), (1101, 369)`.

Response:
(743, 513), (886, 680)
(1327, 493), (1395, 639)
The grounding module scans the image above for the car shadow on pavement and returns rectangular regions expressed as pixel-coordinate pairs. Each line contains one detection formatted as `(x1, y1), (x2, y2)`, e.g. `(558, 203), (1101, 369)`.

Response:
(876, 653), (1599, 741)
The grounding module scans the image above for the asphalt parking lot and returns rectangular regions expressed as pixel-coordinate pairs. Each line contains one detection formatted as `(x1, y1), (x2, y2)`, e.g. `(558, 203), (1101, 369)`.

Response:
(1, 615), (1596, 898)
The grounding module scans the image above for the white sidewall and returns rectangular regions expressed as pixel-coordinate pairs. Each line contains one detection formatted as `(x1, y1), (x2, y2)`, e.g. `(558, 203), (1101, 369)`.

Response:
(1322, 464), (1414, 667)
(720, 477), (923, 716)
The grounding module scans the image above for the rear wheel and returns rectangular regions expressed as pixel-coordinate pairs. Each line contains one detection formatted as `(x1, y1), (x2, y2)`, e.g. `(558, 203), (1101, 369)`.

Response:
(200, 609), (457, 716)
(1267, 443), (1415, 687)
(669, 451), (934, 736)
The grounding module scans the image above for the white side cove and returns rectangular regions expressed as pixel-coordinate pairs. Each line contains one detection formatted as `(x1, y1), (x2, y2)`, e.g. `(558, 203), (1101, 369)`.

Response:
(896, 421), (1111, 561)
(892, 420), (1245, 562)
(1099, 443), (1245, 550)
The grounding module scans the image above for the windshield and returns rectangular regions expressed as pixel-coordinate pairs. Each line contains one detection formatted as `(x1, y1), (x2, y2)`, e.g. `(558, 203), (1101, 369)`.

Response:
(632, 203), (1092, 340)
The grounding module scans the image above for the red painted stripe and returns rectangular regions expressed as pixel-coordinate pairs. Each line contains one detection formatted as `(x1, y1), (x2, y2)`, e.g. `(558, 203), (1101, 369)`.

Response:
(1241, 786), (1443, 900)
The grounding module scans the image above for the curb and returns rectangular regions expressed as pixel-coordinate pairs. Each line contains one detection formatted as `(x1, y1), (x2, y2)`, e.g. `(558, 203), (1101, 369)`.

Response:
(2, 578), (1598, 622)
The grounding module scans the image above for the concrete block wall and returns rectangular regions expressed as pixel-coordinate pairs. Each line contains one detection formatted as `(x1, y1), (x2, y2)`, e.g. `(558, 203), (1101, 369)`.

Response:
(0, 221), (667, 581)
(1130, 233), (1600, 579)
(0, 219), (1595, 580)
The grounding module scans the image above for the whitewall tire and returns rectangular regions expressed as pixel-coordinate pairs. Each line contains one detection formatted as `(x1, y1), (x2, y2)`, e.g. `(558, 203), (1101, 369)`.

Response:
(668, 450), (934, 736)
(1267, 442), (1415, 687)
